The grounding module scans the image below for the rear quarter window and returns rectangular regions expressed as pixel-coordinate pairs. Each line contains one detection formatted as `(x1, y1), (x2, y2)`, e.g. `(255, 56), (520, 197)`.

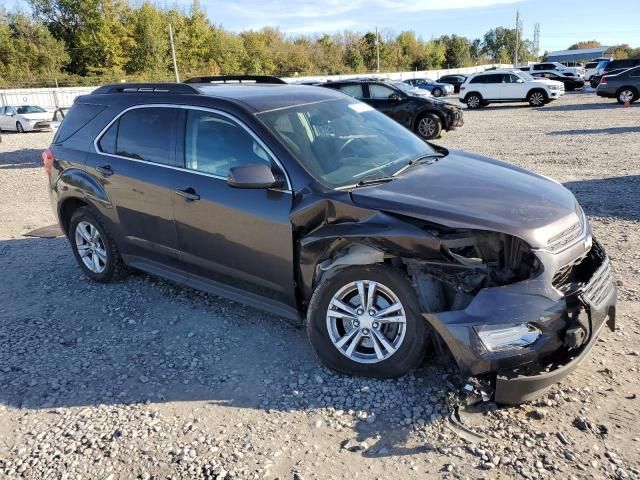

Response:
(53, 103), (106, 143)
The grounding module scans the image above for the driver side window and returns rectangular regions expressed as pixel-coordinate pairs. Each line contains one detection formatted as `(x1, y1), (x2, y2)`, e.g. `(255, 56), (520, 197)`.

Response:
(184, 110), (272, 177)
(368, 84), (397, 99)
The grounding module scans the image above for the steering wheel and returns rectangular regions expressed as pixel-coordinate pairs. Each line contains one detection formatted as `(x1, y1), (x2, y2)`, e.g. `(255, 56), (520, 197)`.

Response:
(337, 137), (364, 157)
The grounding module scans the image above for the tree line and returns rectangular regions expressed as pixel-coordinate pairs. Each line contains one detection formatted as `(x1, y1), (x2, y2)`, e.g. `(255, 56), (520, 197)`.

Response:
(0, 1), (637, 88)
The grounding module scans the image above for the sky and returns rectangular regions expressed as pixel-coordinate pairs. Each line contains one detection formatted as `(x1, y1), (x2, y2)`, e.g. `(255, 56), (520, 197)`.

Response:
(6, 0), (640, 53)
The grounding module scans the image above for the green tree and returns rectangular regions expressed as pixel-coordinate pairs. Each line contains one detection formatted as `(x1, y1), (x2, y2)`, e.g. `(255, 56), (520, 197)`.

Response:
(0, 11), (68, 85)
(443, 34), (471, 68)
(482, 27), (533, 64)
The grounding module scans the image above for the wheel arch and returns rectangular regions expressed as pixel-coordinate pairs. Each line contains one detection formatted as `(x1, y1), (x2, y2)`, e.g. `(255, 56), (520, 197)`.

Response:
(526, 87), (548, 99)
(463, 91), (483, 102)
(56, 168), (114, 235)
(412, 109), (445, 132)
(616, 85), (638, 97)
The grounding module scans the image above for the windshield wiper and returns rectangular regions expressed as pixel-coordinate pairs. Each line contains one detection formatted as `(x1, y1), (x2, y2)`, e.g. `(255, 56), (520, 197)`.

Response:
(393, 153), (444, 177)
(355, 176), (394, 187)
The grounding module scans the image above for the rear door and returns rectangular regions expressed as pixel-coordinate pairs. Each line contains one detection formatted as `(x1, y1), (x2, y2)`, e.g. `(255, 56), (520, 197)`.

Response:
(88, 106), (182, 270)
(170, 107), (296, 309)
(482, 74), (503, 99)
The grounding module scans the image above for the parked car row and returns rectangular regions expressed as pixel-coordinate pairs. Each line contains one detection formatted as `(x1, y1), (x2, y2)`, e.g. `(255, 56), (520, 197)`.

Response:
(596, 65), (640, 104)
(320, 77), (464, 140)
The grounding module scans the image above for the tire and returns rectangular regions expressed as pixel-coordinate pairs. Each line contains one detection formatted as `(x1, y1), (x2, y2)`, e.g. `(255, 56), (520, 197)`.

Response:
(466, 93), (482, 109)
(16, 122), (24, 133)
(306, 265), (427, 378)
(527, 89), (547, 107)
(415, 113), (442, 140)
(432, 87), (442, 97)
(590, 79), (598, 88)
(616, 87), (638, 104)
(69, 206), (126, 283)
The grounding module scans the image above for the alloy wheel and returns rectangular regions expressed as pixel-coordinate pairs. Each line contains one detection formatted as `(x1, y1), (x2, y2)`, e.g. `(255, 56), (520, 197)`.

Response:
(467, 95), (480, 109)
(530, 92), (545, 106)
(417, 117), (436, 138)
(326, 280), (407, 364)
(75, 221), (107, 273)
(619, 89), (634, 103)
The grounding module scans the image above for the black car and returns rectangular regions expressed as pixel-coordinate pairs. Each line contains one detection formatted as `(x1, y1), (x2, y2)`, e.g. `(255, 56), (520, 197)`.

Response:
(531, 71), (585, 91)
(603, 57), (640, 74)
(596, 65), (640, 103)
(320, 78), (463, 140)
(436, 74), (467, 93)
(44, 78), (615, 404)
(590, 68), (628, 88)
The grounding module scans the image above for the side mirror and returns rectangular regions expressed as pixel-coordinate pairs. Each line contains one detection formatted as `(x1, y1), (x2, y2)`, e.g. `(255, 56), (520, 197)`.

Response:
(516, 78), (525, 83)
(227, 163), (285, 189)
(389, 93), (402, 101)
(6, 112), (14, 116)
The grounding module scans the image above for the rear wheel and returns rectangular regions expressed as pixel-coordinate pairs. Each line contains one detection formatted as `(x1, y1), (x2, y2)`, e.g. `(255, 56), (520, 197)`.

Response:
(617, 87), (638, 104)
(415, 113), (442, 140)
(69, 207), (126, 283)
(16, 122), (24, 133)
(527, 90), (547, 107)
(306, 265), (427, 378)
(466, 93), (482, 109)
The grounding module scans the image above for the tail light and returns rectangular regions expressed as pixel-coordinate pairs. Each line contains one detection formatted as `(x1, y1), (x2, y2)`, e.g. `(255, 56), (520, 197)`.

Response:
(600, 77), (608, 85)
(42, 148), (53, 176)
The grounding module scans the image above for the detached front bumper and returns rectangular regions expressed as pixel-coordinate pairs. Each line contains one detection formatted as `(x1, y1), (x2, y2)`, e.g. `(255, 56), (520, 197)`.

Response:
(422, 239), (616, 404)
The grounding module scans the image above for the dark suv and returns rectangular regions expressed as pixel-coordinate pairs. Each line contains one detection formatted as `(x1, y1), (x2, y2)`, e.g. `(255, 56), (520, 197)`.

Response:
(320, 78), (463, 140)
(45, 79), (615, 404)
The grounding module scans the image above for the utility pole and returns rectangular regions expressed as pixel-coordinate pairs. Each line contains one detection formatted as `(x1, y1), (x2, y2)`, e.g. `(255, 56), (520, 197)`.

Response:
(514, 10), (520, 66)
(533, 23), (540, 60)
(375, 26), (380, 73)
(169, 23), (180, 83)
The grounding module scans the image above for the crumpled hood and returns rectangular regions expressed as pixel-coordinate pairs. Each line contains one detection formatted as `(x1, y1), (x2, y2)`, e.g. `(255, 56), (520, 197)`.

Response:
(19, 112), (51, 121)
(350, 150), (581, 249)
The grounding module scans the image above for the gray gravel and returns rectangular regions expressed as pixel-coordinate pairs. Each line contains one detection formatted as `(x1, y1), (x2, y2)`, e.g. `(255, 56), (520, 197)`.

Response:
(1, 92), (639, 479)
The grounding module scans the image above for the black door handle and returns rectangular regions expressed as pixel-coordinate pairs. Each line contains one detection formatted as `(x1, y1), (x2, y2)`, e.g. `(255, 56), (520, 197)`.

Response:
(96, 165), (113, 177)
(175, 188), (200, 201)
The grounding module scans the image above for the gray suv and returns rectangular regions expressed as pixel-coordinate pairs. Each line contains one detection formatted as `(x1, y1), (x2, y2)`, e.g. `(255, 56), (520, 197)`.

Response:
(596, 66), (640, 104)
(45, 79), (615, 404)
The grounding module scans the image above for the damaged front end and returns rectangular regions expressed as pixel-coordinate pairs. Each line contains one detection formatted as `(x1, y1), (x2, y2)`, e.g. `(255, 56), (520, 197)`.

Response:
(294, 194), (616, 404)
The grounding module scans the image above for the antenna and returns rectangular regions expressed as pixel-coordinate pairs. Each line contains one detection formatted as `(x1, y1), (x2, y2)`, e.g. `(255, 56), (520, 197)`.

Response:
(533, 23), (540, 59)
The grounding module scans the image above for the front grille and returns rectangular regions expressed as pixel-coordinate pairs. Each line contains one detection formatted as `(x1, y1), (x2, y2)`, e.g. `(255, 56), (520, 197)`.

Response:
(546, 217), (584, 253)
(34, 121), (51, 129)
(583, 259), (614, 307)
(552, 240), (615, 306)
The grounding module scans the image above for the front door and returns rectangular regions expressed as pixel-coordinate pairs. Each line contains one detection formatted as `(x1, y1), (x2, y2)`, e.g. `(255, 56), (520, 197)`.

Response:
(87, 106), (182, 269)
(171, 108), (296, 309)
(366, 84), (411, 127)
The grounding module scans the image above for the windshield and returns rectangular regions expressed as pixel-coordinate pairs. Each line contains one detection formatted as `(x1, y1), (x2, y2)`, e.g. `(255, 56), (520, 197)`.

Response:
(16, 105), (46, 114)
(393, 82), (417, 94)
(517, 72), (534, 81)
(257, 98), (436, 188)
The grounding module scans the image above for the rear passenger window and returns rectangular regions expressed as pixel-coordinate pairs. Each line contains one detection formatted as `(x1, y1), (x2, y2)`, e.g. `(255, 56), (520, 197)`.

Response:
(98, 107), (178, 165)
(470, 75), (486, 84)
(183, 110), (272, 177)
(336, 84), (364, 99)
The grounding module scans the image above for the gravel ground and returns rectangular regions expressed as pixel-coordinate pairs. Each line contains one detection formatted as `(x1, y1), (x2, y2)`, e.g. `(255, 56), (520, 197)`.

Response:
(1, 91), (639, 480)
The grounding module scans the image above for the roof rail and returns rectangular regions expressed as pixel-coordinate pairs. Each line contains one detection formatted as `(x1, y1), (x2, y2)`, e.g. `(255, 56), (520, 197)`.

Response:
(92, 83), (201, 95)
(184, 75), (287, 85)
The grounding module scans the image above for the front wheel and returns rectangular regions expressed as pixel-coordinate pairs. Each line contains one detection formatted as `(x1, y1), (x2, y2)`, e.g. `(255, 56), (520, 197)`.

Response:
(415, 113), (442, 140)
(16, 122), (25, 133)
(617, 87), (638, 104)
(432, 87), (442, 97)
(306, 265), (427, 378)
(528, 90), (547, 107)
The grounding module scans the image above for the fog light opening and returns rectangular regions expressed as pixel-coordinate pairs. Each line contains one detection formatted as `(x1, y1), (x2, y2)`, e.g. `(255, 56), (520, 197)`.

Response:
(475, 323), (541, 353)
